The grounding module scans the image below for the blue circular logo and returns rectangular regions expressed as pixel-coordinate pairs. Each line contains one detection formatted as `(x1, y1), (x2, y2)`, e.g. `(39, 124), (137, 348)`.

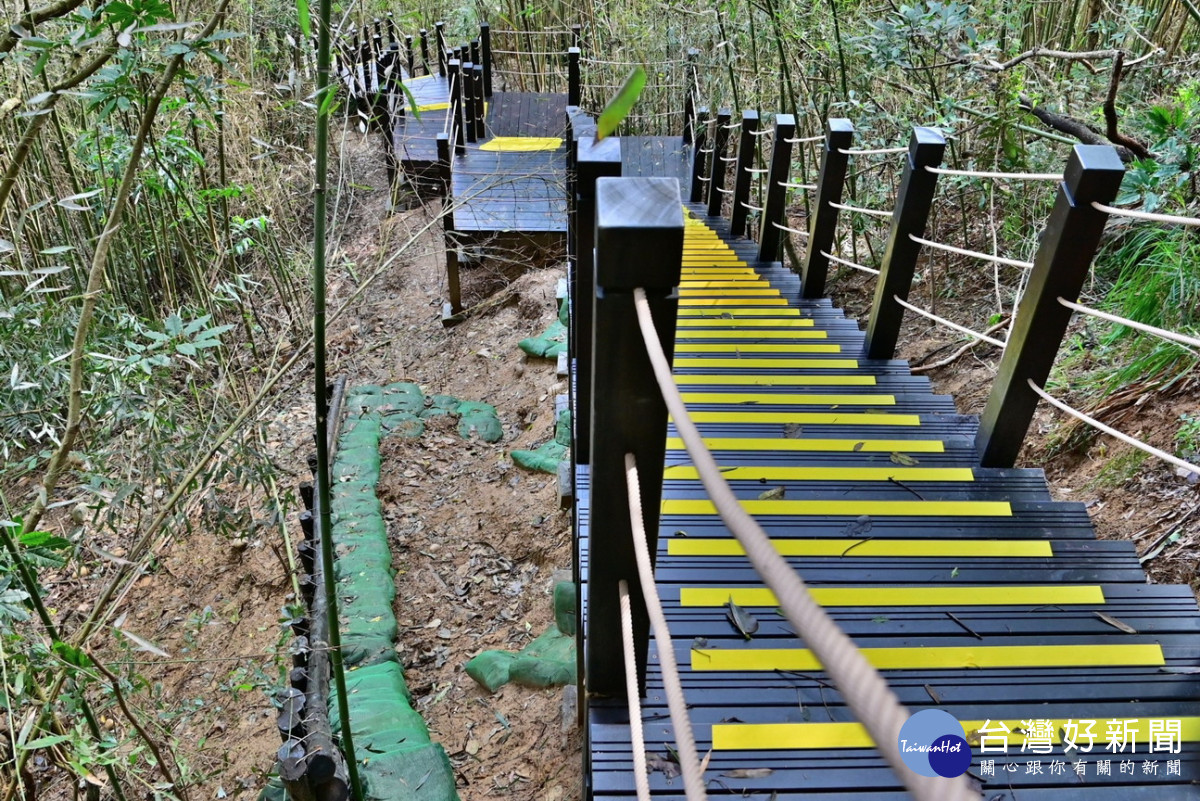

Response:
(897, 709), (971, 778)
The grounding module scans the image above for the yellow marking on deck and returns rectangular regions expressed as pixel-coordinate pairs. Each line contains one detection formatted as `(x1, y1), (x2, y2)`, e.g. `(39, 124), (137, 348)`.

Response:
(677, 318), (815, 328)
(680, 392), (895, 406)
(666, 498), (1010, 517)
(691, 644), (1164, 672)
(712, 717), (1200, 751)
(680, 272), (760, 279)
(675, 330), (830, 340)
(682, 411), (914, 426)
(673, 371), (871, 382)
(678, 298), (789, 306)
(667, 538), (1049, 557)
(674, 342), (838, 353)
(478, 136), (563, 151)
(680, 280), (771, 289)
(676, 357), (857, 368)
(415, 101), (451, 112)
(663, 465), (970, 481)
(679, 288), (782, 296)
(677, 308), (802, 316)
(665, 436), (943, 452)
(681, 583), (1086, 609)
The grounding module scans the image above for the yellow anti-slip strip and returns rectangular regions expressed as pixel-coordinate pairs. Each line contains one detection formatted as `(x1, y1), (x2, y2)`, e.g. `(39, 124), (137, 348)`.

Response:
(683, 411), (915, 425)
(678, 321), (817, 330)
(677, 308), (802, 316)
(680, 584), (1084, 608)
(713, 717), (1200, 751)
(680, 270), (759, 277)
(665, 436), (943, 452)
(666, 499), (1011, 517)
(676, 332), (832, 341)
(680, 392), (895, 406)
(676, 357), (856, 367)
(680, 289), (782, 297)
(674, 372), (872, 382)
(692, 644), (1165, 672)
(663, 465), (971, 481)
(668, 538), (1049, 557)
(680, 298), (788, 306)
(681, 280), (770, 289)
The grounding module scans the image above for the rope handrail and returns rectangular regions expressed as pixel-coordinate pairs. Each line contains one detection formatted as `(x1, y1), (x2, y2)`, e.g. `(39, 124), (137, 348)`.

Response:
(748, 126), (774, 137)
(778, 181), (816, 190)
(624, 454), (709, 801)
(784, 134), (824, 144)
(1092, 202), (1200, 227)
(1028, 379), (1200, 477)
(821, 250), (880, 275)
(740, 200), (764, 212)
(714, 186), (732, 194)
(892, 294), (1007, 347)
(489, 48), (568, 56)
(910, 234), (1034, 270)
(742, 166), (769, 174)
(629, 288), (977, 801)
(719, 155), (738, 162)
(925, 165), (1062, 181)
(839, 145), (907, 155)
(829, 200), (893, 219)
(581, 56), (688, 66)
(618, 580), (653, 801)
(771, 221), (809, 237)
(1058, 297), (1200, 351)
(490, 28), (575, 36)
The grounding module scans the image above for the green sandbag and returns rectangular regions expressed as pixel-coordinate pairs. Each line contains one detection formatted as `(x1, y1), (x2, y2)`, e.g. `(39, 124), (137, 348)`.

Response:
(511, 441), (567, 474)
(465, 628), (576, 692)
(456, 401), (503, 442)
(554, 408), (571, 446)
(518, 320), (567, 358)
(379, 382), (425, 415)
(554, 581), (576, 635)
(420, 394), (461, 419)
(380, 412), (424, 438)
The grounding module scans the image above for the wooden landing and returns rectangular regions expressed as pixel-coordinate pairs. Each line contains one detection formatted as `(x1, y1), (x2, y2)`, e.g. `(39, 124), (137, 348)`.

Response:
(578, 210), (1200, 799)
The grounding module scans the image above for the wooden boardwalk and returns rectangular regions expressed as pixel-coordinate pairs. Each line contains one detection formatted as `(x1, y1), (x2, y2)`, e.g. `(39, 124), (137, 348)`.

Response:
(391, 74), (567, 237)
(578, 205), (1200, 799)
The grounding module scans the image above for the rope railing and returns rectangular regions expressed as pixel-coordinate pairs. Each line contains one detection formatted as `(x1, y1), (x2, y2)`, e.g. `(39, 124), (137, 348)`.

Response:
(1091, 202), (1200, 227)
(784, 134), (824, 144)
(1058, 297), (1200, 351)
(581, 56), (689, 66)
(779, 181), (816, 190)
(910, 234), (1034, 270)
(490, 28), (574, 36)
(772, 220), (809, 236)
(629, 288), (977, 801)
(822, 250), (880, 275)
(742, 166), (769, 174)
(618, 580), (653, 801)
(829, 200), (893, 219)
(740, 200), (764, 212)
(1028, 379), (1200, 476)
(714, 186), (732, 194)
(719, 154), (738, 162)
(489, 48), (568, 56)
(892, 294), (1007, 347)
(748, 126), (774, 137)
(623, 453), (709, 801)
(839, 145), (907, 155)
(925, 165), (1063, 181)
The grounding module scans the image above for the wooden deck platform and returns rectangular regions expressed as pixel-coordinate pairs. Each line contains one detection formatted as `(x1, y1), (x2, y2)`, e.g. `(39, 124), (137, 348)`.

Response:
(577, 209), (1200, 799)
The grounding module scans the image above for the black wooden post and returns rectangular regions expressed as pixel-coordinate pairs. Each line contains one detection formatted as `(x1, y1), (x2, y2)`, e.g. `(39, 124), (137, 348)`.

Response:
(587, 176), (683, 697)
(472, 64), (485, 139)
(462, 61), (477, 143)
(757, 113), (795, 263)
(975, 146), (1124, 467)
(862, 127), (945, 359)
(480, 22), (493, 97)
(689, 107), (709, 203)
(706, 108), (732, 217)
(681, 48), (699, 145)
(449, 59), (465, 155)
(386, 12), (397, 43)
(437, 134), (461, 320)
(729, 109), (760, 238)
(435, 21), (447, 76)
(572, 23), (582, 48)
(419, 28), (429, 75)
(373, 18), (382, 42)
(404, 34), (414, 77)
(800, 118), (854, 298)
(568, 47), (581, 106)
(470, 38), (480, 66)
(573, 137), (622, 466)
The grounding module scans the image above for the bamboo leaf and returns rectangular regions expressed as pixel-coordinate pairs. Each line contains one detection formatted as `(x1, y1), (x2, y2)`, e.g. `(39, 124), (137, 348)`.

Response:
(114, 625), (171, 657)
(595, 66), (646, 142)
(726, 596), (759, 640)
(297, 0), (311, 39)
